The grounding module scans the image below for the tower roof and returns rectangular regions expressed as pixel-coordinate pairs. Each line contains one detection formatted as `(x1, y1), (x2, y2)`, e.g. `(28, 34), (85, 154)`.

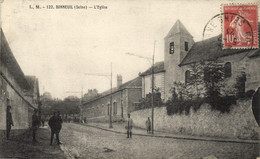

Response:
(165, 19), (193, 38)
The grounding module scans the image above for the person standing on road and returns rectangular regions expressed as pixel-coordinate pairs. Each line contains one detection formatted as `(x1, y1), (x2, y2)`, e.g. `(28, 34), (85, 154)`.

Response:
(125, 113), (133, 138)
(6, 105), (14, 140)
(32, 109), (41, 142)
(145, 117), (151, 134)
(48, 111), (62, 145)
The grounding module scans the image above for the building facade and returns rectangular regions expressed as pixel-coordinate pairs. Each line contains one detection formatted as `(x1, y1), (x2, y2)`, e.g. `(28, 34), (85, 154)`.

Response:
(141, 20), (260, 101)
(0, 29), (40, 138)
(82, 76), (142, 122)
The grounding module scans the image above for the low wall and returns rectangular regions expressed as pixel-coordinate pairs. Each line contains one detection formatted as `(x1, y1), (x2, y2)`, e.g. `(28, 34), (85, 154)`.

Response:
(131, 99), (260, 139)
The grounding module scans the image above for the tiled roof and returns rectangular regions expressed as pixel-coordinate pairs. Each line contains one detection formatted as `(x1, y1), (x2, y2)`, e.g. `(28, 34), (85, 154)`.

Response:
(180, 24), (260, 66)
(165, 19), (193, 38)
(82, 76), (142, 104)
(25, 76), (38, 95)
(1, 29), (31, 90)
(139, 61), (165, 76)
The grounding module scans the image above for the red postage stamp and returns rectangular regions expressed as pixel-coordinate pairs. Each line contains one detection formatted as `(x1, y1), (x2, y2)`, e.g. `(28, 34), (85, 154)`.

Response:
(222, 4), (258, 49)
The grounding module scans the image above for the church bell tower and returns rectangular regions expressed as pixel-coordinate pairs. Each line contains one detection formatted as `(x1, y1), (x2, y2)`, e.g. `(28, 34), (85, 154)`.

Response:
(164, 20), (194, 100)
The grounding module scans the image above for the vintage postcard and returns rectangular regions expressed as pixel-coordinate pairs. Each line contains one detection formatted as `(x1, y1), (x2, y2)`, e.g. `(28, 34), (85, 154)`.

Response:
(0, 0), (259, 159)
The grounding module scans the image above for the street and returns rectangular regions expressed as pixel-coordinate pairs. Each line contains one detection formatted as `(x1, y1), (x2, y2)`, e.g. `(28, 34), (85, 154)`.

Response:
(59, 123), (259, 159)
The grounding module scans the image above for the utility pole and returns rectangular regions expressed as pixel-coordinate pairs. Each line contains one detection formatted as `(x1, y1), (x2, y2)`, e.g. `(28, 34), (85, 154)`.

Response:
(109, 63), (113, 128)
(125, 40), (156, 134)
(151, 40), (156, 134)
(85, 63), (113, 128)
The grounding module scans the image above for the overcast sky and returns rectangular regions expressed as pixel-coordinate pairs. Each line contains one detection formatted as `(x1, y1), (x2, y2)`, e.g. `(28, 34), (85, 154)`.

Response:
(2, 0), (257, 99)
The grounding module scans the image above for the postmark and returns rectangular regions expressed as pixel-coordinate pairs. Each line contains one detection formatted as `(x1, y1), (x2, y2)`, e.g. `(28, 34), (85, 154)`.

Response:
(222, 4), (258, 49)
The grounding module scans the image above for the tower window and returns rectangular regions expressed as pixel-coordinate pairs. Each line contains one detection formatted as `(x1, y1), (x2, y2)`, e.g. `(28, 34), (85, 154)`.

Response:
(169, 42), (174, 54)
(185, 42), (189, 51)
(224, 62), (231, 78)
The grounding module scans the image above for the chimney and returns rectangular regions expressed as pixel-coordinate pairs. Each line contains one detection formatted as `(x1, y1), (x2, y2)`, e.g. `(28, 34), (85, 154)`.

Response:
(117, 74), (122, 88)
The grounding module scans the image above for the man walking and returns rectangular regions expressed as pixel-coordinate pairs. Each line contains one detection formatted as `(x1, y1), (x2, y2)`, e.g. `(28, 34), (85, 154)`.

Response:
(6, 105), (14, 140)
(32, 109), (40, 142)
(48, 111), (62, 145)
(125, 113), (133, 138)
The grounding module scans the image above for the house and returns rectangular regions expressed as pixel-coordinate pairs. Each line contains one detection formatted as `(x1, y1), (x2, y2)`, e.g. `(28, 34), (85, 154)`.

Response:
(82, 75), (142, 122)
(141, 20), (260, 101)
(0, 29), (40, 139)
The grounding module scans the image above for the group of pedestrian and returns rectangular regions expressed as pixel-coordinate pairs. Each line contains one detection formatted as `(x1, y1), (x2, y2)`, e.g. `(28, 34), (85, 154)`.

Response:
(6, 105), (62, 145)
(125, 114), (152, 138)
(7, 105), (150, 143)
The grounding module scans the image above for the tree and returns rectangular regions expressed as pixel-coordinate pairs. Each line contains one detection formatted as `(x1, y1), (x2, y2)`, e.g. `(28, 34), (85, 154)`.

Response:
(138, 88), (163, 110)
(82, 89), (99, 102)
(203, 61), (225, 99)
(41, 92), (52, 101)
(166, 60), (237, 114)
(187, 63), (205, 99)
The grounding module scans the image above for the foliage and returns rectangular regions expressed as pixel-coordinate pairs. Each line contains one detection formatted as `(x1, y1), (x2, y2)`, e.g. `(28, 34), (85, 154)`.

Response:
(41, 95), (80, 115)
(166, 97), (204, 115)
(245, 90), (255, 99)
(205, 96), (236, 113)
(170, 82), (193, 100)
(137, 88), (163, 110)
(203, 61), (225, 99)
(82, 89), (99, 102)
(234, 72), (247, 98)
(187, 63), (205, 98)
(166, 61), (241, 115)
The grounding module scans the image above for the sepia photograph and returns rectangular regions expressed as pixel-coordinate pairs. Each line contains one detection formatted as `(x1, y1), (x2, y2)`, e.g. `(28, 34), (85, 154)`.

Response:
(0, 0), (259, 158)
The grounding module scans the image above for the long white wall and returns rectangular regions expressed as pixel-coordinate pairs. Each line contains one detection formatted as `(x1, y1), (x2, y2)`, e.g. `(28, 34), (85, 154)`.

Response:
(131, 99), (260, 139)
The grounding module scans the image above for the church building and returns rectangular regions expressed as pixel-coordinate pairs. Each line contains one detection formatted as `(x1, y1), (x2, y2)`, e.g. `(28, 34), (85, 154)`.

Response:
(141, 20), (260, 101)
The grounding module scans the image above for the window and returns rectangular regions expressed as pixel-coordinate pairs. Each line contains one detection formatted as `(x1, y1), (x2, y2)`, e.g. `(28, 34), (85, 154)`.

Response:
(169, 42), (174, 54)
(185, 70), (191, 84)
(224, 62), (232, 78)
(185, 42), (189, 51)
(113, 102), (117, 115)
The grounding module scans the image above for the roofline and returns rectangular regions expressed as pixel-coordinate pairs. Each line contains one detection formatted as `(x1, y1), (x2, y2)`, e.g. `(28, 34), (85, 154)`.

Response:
(1, 30), (31, 89)
(139, 70), (166, 77)
(179, 49), (252, 66)
(82, 87), (141, 106)
(0, 72), (37, 109)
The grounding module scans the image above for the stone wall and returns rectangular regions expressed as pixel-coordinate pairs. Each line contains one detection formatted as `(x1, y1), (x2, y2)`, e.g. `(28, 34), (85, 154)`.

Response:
(131, 99), (260, 139)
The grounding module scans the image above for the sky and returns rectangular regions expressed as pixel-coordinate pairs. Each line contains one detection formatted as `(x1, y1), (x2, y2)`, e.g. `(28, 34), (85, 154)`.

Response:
(1, 0), (257, 99)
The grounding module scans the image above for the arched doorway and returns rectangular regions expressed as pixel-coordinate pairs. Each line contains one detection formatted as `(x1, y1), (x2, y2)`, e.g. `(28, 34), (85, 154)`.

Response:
(252, 87), (260, 126)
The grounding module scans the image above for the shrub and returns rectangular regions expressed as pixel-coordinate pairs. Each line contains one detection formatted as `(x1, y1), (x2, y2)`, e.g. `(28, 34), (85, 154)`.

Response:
(137, 90), (164, 110)
(245, 90), (255, 99)
(166, 98), (205, 115)
(206, 96), (236, 113)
